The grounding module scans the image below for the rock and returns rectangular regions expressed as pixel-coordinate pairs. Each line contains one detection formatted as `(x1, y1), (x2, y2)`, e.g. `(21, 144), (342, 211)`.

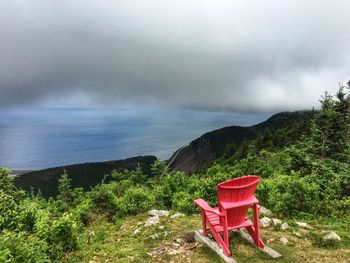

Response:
(133, 228), (140, 236)
(293, 231), (304, 237)
(260, 217), (272, 228)
(323, 231), (341, 241)
(175, 238), (183, 244)
(168, 249), (180, 255)
(144, 215), (160, 227)
(266, 238), (275, 244)
(296, 221), (312, 229)
(281, 223), (289, 230)
(149, 233), (160, 239)
(170, 212), (185, 219)
(259, 206), (272, 217)
(280, 237), (289, 245)
(148, 209), (170, 217)
(87, 231), (95, 244)
(272, 218), (282, 226)
(159, 226), (165, 230)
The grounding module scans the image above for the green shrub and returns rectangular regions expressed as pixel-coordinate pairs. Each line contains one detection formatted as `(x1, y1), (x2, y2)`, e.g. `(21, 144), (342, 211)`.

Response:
(0, 230), (49, 263)
(16, 199), (42, 233)
(115, 186), (155, 217)
(72, 200), (94, 226)
(151, 185), (168, 209)
(172, 191), (197, 214)
(264, 173), (321, 216)
(89, 184), (118, 215)
(35, 212), (80, 260)
(0, 191), (20, 231)
(155, 171), (191, 208)
(198, 164), (235, 206)
(0, 248), (11, 262)
(111, 165), (148, 185)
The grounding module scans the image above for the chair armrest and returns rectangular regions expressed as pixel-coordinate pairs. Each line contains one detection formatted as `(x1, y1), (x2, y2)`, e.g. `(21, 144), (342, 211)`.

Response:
(194, 198), (223, 216)
(219, 195), (259, 210)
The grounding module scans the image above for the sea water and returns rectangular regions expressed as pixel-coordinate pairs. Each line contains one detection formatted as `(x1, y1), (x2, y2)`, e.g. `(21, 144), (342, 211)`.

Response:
(0, 107), (270, 170)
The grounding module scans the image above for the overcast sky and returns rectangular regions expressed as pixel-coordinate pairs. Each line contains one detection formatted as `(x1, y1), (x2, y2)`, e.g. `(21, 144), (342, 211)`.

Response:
(1, 0), (349, 112)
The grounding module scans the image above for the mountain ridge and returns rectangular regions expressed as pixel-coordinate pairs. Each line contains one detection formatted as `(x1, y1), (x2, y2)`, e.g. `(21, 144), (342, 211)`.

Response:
(168, 111), (312, 173)
(14, 155), (157, 197)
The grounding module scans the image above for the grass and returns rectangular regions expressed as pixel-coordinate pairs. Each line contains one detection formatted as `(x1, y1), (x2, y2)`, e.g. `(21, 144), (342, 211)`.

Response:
(65, 213), (350, 263)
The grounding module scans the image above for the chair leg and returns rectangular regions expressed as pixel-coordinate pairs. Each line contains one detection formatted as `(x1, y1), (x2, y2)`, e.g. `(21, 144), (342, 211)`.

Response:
(223, 211), (229, 252)
(246, 203), (264, 248)
(201, 210), (208, 236)
(207, 223), (230, 256)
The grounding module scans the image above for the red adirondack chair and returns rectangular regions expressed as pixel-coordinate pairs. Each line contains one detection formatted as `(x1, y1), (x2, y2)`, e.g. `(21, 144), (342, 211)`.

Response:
(194, 175), (264, 256)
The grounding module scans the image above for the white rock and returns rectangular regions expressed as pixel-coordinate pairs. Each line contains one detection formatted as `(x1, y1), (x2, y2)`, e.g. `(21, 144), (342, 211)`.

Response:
(296, 221), (312, 229)
(159, 226), (165, 230)
(323, 231), (341, 241)
(293, 231), (302, 237)
(260, 217), (272, 228)
(272, 218), (282, 226)
(148, 209), (170, 217)
(170, 212), (185, 219)
(133, 228), (141, 236)
(266, 238), (275, 244)
(280, 237), (289, 245)
(149, 233), (160, 239)
(144, 215), (160, 227)
(281, 223), (289, 230)
(259, 207), (272, 217)
(168, 249), (180, 255)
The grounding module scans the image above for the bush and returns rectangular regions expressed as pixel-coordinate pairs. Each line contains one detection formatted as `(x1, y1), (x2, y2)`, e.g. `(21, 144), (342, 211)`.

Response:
(264, 173), (321, 216)
(0, 191), (20, 231)
(115, 186), (155, 217)
(111, 165), (148, 185)
(198, 164), (236, 206)
(155, 171), (191, 208)
(0, 248), (11, 262)
(172, 191), (197, 214)
(89, 184), (118, 215)
(35, 212), (80, 260)
(0, 230), (49, 263)
(16, 199), (42, 233)
(151, 185), (168, 209)
(72, 200), (94, 226)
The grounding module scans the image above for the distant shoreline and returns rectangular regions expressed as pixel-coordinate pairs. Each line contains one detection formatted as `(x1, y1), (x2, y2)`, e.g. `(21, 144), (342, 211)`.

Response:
(9, 170), (35, 176)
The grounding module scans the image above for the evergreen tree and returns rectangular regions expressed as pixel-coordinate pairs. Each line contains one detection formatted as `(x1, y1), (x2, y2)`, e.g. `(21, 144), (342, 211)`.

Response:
(57, 171), (72, 205)
(309, 84), (350, 161)
(151, 160), (168, 183)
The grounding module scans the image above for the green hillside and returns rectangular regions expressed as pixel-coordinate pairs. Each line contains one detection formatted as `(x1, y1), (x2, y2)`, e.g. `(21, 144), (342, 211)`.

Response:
(14, 156), (156, 198)
(169, 111), (313, 173)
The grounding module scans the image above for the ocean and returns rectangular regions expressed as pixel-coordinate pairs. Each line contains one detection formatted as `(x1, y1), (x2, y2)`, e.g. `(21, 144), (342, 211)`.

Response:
(0, 107), (270, 170)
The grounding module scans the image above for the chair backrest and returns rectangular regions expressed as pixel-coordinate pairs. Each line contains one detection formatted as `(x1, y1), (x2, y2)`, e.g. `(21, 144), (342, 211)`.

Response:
(217, 175), (260, 227)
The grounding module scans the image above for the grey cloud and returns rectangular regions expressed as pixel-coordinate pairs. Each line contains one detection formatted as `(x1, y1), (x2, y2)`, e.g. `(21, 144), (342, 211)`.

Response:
(0, 0), (349, 112)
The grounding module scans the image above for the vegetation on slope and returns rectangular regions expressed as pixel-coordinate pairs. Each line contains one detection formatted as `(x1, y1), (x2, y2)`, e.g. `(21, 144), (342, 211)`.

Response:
(169, 110), (313, 173)
(0, 83), (349, 262)
(14, 156), (157, 198)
